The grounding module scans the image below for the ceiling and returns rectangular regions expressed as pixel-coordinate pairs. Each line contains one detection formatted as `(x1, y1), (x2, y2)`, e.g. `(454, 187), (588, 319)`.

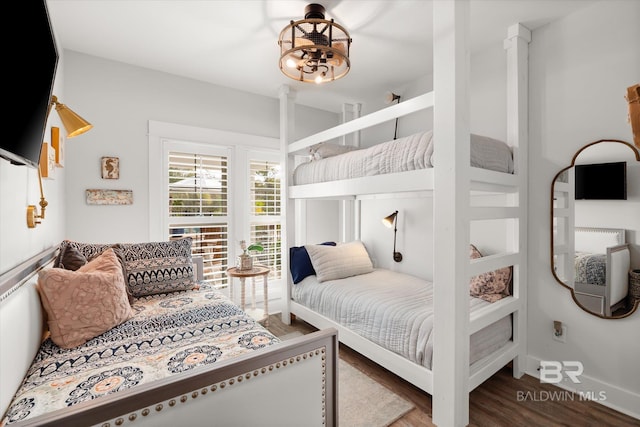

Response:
(46, 0), (596, 113)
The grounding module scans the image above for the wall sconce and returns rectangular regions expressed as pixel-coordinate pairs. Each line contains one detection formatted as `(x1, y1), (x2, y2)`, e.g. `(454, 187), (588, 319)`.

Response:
(382, 210), (403, 262)
(384, 91), (401, 140)
(27, 95), (92, 228)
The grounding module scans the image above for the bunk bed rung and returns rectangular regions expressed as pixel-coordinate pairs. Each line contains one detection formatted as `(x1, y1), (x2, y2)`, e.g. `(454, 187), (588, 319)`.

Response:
(469, 206), (520, 221)
(288, 92), (435, 154)
(469, 167), (519, 189)
(554, 244), (569, 254)
(469, 296), (521, 334)
(469, 252), (519, 277)
(469, 341), (519, 391)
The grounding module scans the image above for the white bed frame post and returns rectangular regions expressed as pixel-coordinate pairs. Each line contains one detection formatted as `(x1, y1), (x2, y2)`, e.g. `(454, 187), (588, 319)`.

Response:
(432, 1), (471, 426)
(279, 84), (296, 325)
(341, 102), (361, 243)
(504, 23), (531, 379)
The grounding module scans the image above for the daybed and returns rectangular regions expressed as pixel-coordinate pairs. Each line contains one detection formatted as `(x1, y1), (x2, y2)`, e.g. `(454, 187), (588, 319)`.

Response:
(573, 227), (630, 316)
(279, 5), (529, 425)
(0, 238), (338, 426)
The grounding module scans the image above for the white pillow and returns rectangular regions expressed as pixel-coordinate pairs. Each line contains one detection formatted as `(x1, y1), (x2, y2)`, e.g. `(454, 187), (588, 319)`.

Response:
(309, 143), (358, 160)
(306, 241), (373, 282)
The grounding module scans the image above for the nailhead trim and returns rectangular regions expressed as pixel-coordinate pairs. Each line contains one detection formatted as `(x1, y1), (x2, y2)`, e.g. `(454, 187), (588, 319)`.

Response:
(99, 346), (328, 425)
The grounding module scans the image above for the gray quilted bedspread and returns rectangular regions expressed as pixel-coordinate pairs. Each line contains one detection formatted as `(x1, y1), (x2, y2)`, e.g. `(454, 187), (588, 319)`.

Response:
(291, 269), (512, 369)
(293, 131), (514, 185)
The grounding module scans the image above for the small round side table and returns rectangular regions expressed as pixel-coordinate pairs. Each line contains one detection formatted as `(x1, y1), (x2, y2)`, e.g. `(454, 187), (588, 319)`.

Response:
(226, 265), (271, 326)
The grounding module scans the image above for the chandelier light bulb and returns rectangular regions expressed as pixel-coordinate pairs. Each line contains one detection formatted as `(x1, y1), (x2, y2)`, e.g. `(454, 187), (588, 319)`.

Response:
(315, 75), (323, 84)
(286, 58), (297, 68)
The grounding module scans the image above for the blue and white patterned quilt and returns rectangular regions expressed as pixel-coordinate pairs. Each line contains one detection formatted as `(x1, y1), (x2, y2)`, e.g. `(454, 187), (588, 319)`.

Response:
(2, 284), (279, 425)
(574, 252), (606, 285)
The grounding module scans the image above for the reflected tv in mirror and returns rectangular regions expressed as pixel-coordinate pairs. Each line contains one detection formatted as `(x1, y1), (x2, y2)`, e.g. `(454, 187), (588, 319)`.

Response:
(575, 161), (627, 200)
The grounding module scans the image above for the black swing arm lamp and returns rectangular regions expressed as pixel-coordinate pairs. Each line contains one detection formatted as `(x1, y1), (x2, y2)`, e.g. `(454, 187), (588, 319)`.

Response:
(382, 210), (403, 262)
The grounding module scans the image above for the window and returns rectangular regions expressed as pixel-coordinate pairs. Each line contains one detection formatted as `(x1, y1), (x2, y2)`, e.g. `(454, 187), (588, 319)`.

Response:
(167, 150), (230, 289)
(249, 159), (282, 280)
(149, 121), (282, 301)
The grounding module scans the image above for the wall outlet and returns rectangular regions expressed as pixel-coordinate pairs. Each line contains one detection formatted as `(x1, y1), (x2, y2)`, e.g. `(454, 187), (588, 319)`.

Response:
(552, 324), (567, 343)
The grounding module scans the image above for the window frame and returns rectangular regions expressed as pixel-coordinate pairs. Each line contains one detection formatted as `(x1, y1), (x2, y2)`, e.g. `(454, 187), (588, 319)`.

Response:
(148, 121), (281, 296)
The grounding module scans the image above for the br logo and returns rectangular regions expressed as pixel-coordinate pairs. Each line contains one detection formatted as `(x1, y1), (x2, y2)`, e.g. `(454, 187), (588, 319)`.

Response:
(539, 361), (583, 384)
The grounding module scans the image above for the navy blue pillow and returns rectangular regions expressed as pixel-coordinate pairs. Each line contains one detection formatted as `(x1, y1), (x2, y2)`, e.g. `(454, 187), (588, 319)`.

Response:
(290, 242), (336, 284)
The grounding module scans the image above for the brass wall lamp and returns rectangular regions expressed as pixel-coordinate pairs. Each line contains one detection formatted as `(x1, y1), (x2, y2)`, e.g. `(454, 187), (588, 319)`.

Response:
(27, 95), (92, 228)
(382, 210), (403, 262)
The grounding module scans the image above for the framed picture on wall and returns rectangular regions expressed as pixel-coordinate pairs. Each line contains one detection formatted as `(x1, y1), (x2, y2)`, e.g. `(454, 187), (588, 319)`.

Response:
(39, 142), (55, 179)
(101, 156), (120, 179)
(50, 126), (64, 167)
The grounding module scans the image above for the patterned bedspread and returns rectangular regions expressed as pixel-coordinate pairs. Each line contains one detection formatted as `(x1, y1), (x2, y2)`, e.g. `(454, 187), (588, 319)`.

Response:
(2, 285), (279, 425)
(575, 251), (606, 285)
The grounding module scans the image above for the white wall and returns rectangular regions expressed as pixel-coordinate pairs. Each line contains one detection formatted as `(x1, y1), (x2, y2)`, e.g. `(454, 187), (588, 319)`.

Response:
(61, 51), (338, 244)
(528, 0), (640, 417)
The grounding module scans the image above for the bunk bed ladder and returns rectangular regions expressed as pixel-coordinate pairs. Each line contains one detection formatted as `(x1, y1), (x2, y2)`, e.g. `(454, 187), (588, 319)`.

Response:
(431, 2), (472, 425)
(431, 1), (530, 425)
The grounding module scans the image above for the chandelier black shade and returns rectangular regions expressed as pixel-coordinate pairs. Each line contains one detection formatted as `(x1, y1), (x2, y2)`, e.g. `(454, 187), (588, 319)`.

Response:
(278, 3), (352, 84)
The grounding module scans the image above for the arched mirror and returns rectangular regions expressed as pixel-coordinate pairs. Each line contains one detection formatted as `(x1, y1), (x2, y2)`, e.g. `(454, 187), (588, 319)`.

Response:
(551, 139), (640, 319)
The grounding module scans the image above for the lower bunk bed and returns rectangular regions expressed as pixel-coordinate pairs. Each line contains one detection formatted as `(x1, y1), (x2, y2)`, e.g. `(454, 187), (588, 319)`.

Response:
(1, 243), (338, 427)
(287, 240), (517, 394)
(573, 227), (630, 316)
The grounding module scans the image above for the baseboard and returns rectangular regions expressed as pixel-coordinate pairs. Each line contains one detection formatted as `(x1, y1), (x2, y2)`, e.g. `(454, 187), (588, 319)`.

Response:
(525, 355), (640, 420)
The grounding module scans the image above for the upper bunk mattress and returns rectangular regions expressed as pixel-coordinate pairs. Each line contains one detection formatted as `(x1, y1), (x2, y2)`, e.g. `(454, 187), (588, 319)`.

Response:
(291, 268), (512, 370)
(293, 131), (514, 185)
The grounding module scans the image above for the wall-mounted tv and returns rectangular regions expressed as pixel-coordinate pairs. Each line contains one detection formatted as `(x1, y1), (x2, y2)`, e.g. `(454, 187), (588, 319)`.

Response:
(574, 161), (627, 200)
(0, 0), (58, 169)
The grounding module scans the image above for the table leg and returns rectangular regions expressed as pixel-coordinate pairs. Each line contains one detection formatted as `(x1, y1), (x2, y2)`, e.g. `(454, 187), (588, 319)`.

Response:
(263, 274), (269, 326)
(251, 276), (256, 310)
(229, 277), (234, 302)
(240, 277), (246, 311)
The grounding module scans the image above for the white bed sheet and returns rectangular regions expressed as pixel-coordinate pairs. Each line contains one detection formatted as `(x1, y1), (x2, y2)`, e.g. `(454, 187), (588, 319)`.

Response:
(291, 268), (512, 369)
(293, 131), (514, 185)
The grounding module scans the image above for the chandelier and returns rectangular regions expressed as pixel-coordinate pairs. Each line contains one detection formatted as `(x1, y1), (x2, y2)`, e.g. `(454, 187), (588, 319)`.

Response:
(278, 3), (352, 84)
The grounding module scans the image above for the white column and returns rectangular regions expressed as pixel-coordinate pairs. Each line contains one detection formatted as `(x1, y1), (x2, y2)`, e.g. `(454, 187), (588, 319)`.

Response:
(279, 85), (296, 324)
(432, 1), (471, 426)
(504, 23), (530, 379)
(340, 103), (362, 242)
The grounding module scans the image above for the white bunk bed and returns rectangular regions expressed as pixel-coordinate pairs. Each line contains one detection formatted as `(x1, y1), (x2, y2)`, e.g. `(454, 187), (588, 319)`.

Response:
(279, 4), (529, 426)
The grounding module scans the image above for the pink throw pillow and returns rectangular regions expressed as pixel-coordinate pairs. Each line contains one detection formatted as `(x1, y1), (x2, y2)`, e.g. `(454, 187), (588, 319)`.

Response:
(37, 248), (133, 349)
(469, 244), (512, 303)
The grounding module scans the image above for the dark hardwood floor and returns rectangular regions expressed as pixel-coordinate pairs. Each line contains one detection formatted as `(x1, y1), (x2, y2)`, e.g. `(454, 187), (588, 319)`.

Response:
(266, 314), (640, 427)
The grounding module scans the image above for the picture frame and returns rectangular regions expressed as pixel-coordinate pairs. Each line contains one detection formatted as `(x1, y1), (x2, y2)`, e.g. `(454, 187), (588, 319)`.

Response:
(39, 142), (55, 179)
(50, 127), (64, 167)
(101, 156), (120, 179)
(86, 189), (133, 205)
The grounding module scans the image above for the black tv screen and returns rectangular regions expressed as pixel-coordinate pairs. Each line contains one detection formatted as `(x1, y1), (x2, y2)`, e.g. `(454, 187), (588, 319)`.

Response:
(575, 161), (627, 200)
(0, 0), (58, 168)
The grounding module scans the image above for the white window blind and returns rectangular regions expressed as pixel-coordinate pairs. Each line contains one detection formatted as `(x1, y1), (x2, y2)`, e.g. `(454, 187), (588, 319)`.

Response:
(249, 160), (281, 279)
(169, 152), (227, 217)
(168, 151), (229, 289)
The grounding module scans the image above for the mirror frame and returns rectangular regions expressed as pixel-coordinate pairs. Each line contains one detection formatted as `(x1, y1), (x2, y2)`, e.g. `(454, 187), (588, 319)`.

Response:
(550, 139), (640, 319)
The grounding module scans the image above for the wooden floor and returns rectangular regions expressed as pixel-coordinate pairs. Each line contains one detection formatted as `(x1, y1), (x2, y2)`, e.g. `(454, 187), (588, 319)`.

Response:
(266, 314), (639, 427)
